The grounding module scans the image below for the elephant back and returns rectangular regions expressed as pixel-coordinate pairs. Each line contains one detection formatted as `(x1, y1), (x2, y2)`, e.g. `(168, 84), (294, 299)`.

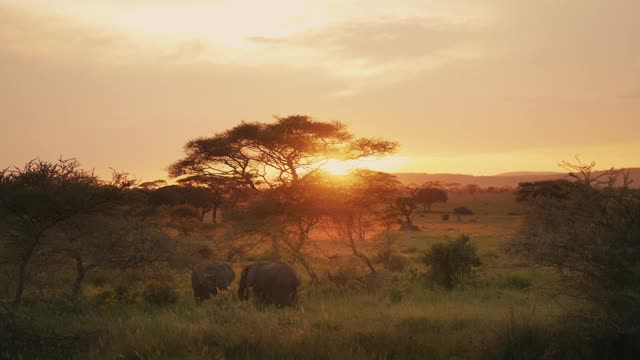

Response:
(257, 262), (300, 306)
(193, 260), (235, 287)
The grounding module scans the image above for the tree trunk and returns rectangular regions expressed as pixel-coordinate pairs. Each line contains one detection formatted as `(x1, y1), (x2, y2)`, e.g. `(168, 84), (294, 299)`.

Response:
(349, 237), (376, 274)
(212, 206), (218, 224)
(295, 253), (319, 285)
(71, 267), (86, 302)
(65, 251), (97, 302)
(404, 213), (413, 225)
(355, 251), (376, 274)
(13, 259), (29, 308)
(427, 203), (432, 212)
(271, 234), (280, 261)
(12, 237), (40, 308)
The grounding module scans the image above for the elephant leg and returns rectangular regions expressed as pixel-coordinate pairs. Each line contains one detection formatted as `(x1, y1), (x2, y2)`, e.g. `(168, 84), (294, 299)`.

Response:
(194, 286), (210, 302)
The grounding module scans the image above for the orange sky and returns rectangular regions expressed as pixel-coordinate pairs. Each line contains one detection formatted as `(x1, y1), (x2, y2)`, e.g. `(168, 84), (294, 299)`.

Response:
(1, 1), (639, 181)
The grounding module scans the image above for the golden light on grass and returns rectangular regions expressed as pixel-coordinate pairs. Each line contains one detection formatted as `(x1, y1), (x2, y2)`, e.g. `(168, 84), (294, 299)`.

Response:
(321, 156), (408, 175)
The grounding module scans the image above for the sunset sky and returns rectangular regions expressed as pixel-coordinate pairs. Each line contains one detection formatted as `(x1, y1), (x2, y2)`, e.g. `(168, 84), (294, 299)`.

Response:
(1, 0), (639, 180)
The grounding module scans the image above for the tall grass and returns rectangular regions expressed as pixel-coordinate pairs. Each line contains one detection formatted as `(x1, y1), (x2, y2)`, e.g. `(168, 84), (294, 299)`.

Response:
(2, 278), (571, 359)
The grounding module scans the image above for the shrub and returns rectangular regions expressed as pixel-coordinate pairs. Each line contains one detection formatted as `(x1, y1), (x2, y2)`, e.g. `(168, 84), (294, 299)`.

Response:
(441, 214), (450, 221)
(482, 312), (552, 360)
(507, 163), (640, 337)
(94, 286), (137, 305)
(402, 246), (418, 254)
(384, 255), (407, 272)
(453, 207), (474, 216)
(422, 234), (481, 289)
(498, 275), (532, 291)
(142, 283), (178, 306)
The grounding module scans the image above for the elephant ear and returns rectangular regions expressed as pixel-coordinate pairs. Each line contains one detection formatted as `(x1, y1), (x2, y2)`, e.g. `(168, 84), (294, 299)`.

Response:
(225, 264), (236, 282)
(245, 264), (258, 287)
(216, 270), (231, 288)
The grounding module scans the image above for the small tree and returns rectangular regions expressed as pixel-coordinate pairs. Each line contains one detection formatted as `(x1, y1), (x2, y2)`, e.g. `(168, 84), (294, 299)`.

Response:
(391, 186), (419, 230)
(464, 184), (481, 195)
(453, 207), (474, 221)
(326, 170), (401, 274)
(175, 175), (244, 223)
(45, 207), (170, 302)
(416, 186), (448, 212)
(515, 180), (575, 202)
(148, 185), (216, 222)
(422, 234), (481, 289)
(507, 161), (640, 337)
(0, 159), (125, 306)
(168, 205), (201, 236)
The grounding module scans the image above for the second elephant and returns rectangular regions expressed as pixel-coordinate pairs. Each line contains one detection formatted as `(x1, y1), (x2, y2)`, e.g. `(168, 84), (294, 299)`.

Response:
(191, 260), (235, 302)
(237, 262), (300, 307)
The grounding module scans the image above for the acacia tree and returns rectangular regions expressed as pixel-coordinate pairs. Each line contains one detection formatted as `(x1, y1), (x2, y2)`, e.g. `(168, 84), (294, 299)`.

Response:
(326, 170), (401, 274)
(507, 161), (640, 338)
(169, 115), (397, 266)
(148, 185), (216, 222)
(176, 175), (244, 223)
(45, 206), (171, 302)
(515, 180), (575, 202)
(391, 185), (420, 230)
(0, 159), (132, 306)
(416, 186), (448, 212)
(169, 116), (396, 189)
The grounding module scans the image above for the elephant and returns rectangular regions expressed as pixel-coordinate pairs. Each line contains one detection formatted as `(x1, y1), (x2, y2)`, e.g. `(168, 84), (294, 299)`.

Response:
(191, 260), (235, 302)
(237, 262), (300, 307)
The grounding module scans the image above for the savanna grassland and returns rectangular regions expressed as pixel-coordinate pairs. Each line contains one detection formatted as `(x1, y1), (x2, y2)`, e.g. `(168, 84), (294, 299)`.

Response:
(3, 192), (573, 359)
(2, 119), (638, 359)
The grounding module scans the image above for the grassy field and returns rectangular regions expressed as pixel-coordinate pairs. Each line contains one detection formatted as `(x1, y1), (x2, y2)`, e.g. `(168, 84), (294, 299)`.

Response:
(3, 192), (579, 359)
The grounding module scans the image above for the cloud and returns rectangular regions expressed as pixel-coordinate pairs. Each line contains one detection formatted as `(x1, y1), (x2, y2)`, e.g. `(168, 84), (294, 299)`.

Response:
(248, 17), (472, 62)
(0, 6), (135, 64)
(244, 16), (479, 95)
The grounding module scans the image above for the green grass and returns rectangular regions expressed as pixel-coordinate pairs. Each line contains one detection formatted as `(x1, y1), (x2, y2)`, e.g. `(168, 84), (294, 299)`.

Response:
(2, 193), (581, 359)
(3, 282), (562, 359)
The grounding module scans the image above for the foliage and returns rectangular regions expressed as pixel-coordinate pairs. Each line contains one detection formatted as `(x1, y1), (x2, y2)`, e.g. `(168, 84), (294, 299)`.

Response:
(168, 115), (397, 190)
(0, 158), (132, 306)
(453, 207), (474, 216)
(416, 187), (448, 212)
(422, 234), (481, 289)
(507, 162), (640, 338)
(326, 170), (402, 274)
(142, 283), (179, 306)
(515, 180), (575, 202)
(94, 286), (138, 305)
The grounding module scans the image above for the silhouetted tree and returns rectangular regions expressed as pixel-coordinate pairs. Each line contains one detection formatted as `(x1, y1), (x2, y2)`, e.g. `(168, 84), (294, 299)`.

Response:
(326, 170), (401, 274)
(168, 115), (396, 191)
(138, 179), (167, 190)
(507, 161), (640, 342)
(516, 180), (575, 202)
(148, 185), (215, 222)
(169, 116), (397, 262)
(45, 206), (170, 302)
(463, 184), (480, 195)
(0, 158), (130, 306)
(176, 175), (244, 223)
(416, 186), (448, 212)
(391, 185), (419, 230)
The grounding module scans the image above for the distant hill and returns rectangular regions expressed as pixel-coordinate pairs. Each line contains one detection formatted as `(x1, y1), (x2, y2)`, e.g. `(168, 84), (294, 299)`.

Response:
(496, 171), (564, 177)
(394, 168), (640, 188)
